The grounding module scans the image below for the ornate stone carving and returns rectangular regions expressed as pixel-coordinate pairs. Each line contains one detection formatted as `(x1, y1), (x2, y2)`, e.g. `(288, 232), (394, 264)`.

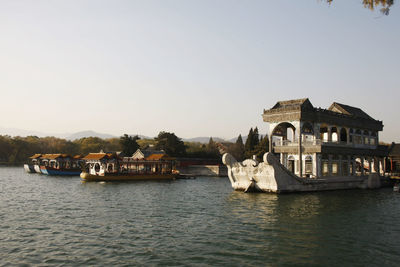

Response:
(222, 153), (381, 193)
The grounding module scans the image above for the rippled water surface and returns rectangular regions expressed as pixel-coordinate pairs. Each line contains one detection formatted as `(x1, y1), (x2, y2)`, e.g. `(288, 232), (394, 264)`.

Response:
(1, 167), (400, 266)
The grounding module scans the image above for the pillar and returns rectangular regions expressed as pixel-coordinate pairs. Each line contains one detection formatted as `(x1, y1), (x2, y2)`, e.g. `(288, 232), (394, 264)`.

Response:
(383, 157), (386, 175)
(347, 155), (351, 175)
(317, 154), (322, 178)
(361, 157), (365, 175)
(298, 129), (303, 178)
(269, 135), (272, 153)
(338, 155), (342, 176)
(312, 153), (318, 177)
(368, 158), (372, 174)
(328, 155), (332, 176)
(328, 127), (332, 142)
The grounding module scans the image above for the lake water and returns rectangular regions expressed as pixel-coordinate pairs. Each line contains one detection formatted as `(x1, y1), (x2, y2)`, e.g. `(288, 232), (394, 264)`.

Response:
(1, 167), (400, 266)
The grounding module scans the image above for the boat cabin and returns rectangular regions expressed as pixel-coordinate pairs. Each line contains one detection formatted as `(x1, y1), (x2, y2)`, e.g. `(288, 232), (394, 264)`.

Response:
(263, 99), (388, 178)
(39, 154), (83, 169)
(83, 152), (175, 176)
(29, 154), (42, 165)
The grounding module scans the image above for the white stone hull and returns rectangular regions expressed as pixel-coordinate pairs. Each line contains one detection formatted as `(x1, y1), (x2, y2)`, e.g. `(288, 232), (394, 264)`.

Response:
(222, 152), (382, 193)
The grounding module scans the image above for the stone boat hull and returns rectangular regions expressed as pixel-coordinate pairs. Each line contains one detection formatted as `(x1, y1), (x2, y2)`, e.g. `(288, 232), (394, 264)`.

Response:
(222, 152), (382, 193)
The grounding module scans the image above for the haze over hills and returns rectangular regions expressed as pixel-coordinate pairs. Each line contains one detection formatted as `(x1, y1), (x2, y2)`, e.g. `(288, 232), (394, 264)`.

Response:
(0, 127), (117, 140)
(65, 131), (116, 140)
(0, 127), (246, 143)
(182, 137), (227, 143)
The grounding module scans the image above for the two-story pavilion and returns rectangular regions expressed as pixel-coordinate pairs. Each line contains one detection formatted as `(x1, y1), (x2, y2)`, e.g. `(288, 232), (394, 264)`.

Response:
(263, 98), (387, 178)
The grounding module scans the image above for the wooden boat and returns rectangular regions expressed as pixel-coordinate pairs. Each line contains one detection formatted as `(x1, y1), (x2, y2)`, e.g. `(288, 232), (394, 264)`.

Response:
(80, 172), (176, 182)
(80, 152), (177, 182)
(40, 165), (81, 176)
(38, 154), (83, 176)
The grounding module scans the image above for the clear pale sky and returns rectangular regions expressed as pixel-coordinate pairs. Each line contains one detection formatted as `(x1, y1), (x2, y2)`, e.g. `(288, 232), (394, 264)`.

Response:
(1, 0), (399, 141)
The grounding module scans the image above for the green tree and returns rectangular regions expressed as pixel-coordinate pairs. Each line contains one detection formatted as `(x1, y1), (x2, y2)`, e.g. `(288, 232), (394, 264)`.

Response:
(74, 137), (107, 155)
(254, 135), (270, 161)
(155, 131), (186, 157)
(245, 127), (261, 159)
(228, 134), (245, 161)
(253, 127), (260, 148)
(119, 134), (140, 157)
(0, 136), (13, 163)
(206, 137), (220, 159)
(244, 128), (254, 153)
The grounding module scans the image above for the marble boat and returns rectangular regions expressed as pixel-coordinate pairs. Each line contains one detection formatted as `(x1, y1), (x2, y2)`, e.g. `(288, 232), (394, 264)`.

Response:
(222, 98), (390, 193)
(223, 152), (382, 193)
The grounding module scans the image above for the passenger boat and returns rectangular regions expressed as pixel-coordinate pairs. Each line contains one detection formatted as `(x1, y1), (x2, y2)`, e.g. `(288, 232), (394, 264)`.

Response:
(37, 154), (83, 176)
(80, 152), (177, 182)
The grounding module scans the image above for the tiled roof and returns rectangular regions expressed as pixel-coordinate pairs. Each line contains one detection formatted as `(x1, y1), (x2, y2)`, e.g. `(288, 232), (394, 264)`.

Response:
(40, 154), (67, 160)
(271, 98), (312, 109)
(329, 102), (373, 120)
(29, 154), (42, 159)
(145, 154), (174, 161)
(82, 153), (117, 160)
(82, 153), (108, 160)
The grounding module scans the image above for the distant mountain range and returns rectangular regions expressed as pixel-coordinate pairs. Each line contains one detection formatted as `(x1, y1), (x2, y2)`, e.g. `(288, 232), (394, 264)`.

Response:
(0, 127), (244, 143)
(0, 127), (118, 140)
(182, 137), (227, 143)
(65, 131), (116, 140)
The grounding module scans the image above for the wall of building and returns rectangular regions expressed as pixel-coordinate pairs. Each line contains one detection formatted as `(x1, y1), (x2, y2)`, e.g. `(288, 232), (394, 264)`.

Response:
(177, 165), (227, 177)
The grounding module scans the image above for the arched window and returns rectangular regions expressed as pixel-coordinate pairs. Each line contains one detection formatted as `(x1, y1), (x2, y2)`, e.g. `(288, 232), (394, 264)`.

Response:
(94, 163), (101, 172)
(349, 128), (353, 143)
(107, 164), (113, 172)
(271, 122), (296, 145)
(320, 126), (328, 142)
(322, 154), (329, 176)
(340, 128), (347, 143)
(331, 127), (338, 142)
(287, 128), (295, 142)
(302, 122), (313, 134)
(363, 130), (370, 145)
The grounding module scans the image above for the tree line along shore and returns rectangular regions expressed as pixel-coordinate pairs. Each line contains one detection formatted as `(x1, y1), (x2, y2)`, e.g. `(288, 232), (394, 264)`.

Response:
(0, 128), (269, 165)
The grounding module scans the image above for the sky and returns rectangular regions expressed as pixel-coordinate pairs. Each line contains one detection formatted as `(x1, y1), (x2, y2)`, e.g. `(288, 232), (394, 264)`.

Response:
(1, 0), (399, 141)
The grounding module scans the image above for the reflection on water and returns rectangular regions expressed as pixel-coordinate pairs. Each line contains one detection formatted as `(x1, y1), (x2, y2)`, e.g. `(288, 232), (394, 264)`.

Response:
(226, 192), (279, 227)
(1, 168), (400, 266)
